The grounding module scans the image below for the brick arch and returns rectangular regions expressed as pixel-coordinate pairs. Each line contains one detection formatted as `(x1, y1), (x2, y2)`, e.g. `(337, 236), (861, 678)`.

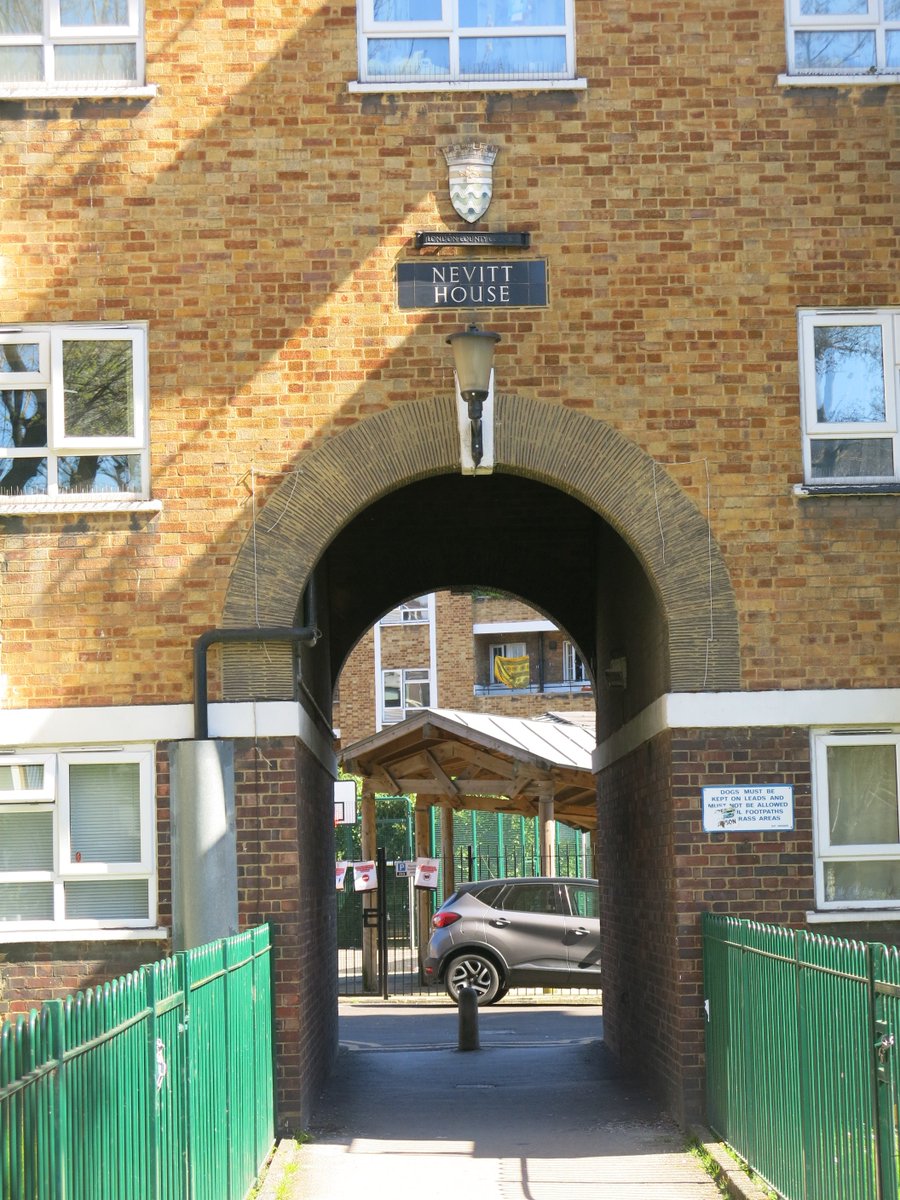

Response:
(222, 393), (740, 693)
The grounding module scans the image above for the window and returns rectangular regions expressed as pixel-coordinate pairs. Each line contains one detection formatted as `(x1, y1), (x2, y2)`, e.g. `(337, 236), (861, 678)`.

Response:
(798, 310), (900, 485)
(563, 640), (588, 683)
(381, 667), (431, 723)
(380, 595), (431, 625)
(0, 0), (147, 90)
(785, 0), (900, 75)
(0, 748), (156, 930)
(356, 0), (576, 85)
(0, 322), (149, 505)
(813, 731), (900, 908)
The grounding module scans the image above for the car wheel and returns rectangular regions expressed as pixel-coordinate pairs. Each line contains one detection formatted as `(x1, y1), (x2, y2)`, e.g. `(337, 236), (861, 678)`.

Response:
(445, 953), (502, 1005)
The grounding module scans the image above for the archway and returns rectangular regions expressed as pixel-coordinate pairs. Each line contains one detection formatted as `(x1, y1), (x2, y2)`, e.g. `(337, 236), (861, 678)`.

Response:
(214, 394), (741, 1126)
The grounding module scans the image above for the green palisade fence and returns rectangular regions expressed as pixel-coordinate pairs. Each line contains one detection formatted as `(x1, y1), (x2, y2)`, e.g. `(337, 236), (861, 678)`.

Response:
(0, 924), (275, 1200)
(704, 913), (900, 1200)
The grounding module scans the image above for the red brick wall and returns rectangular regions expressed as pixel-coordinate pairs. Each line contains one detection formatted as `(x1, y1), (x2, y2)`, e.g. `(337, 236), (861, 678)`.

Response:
(599, 726), (814, 1121)
(232, 736), (338, 1130)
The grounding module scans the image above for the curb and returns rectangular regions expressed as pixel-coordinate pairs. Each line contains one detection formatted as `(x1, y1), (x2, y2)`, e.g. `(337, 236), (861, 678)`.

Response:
(691, 1128), (775, 1200)
(253, 1138), (303, 1200)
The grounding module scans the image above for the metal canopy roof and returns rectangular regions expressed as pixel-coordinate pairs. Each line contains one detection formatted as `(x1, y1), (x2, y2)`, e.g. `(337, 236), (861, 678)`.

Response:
(339, 708), (597, 832)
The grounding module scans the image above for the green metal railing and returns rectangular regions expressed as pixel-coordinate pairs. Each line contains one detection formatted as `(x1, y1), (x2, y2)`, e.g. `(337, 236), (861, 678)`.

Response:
(704, 913), (900, 1200)
(1, 924), (275, 1200)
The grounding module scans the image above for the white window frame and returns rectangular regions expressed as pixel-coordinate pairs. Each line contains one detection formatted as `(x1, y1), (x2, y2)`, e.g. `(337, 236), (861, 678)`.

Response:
(784, 0), (900, 78)
(798, 308), (900, 486)
(0, 753), (56, 802)
(381, 667), (432, 723)
(0, 321), (151, 510)
(355, 0), (578, 87)
(563, 640), (587, 683)
(0, 0), (151, 97)
(812, 729), (900, 910)
(490, 640), (526, 663)
(0, 747), (157, 931)
(380, 595), (432, 625)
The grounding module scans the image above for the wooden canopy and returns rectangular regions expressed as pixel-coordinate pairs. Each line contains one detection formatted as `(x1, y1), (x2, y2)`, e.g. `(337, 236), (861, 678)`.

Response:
(339, 708), (597, 832)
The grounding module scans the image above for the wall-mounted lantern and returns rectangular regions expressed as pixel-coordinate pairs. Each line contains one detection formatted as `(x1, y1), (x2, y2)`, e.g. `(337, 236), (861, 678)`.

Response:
(446, 323), (500, 470)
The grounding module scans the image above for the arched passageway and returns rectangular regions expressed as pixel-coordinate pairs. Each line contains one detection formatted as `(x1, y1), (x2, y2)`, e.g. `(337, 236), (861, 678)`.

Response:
(211, 394), (740, 1126)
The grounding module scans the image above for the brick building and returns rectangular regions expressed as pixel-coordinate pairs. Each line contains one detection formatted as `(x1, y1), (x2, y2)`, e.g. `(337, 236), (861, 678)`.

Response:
(335, 589), (593, 746)
(1, 0), (899, 1129)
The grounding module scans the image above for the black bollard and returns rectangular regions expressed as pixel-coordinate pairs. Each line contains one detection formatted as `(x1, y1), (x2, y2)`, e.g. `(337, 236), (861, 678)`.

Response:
(457, 985), (480, 1051)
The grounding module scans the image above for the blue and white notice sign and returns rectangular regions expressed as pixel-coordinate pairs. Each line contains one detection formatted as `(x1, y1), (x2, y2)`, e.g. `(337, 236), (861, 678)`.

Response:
(702, 785), (794, 833)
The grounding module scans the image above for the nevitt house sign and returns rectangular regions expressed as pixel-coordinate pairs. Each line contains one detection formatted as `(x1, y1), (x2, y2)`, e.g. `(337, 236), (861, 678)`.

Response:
(397, 260), (548, 310)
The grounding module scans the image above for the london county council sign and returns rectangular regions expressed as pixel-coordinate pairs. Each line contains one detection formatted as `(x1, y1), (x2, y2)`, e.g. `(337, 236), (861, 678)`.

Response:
(702, 785), (794, 833)
(397, 260), (548, 310)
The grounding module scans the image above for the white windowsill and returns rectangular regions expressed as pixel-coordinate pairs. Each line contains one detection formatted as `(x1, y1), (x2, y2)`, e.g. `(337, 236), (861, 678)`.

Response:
(793, 482), (900, 497)
(0, 498), (162, 515)
(779, 72), (900, 87)
(0, 84), (157, 100)
(807, 909), (900, 923)
(349, 77), (587, 93)
(0, 926), (169, 944)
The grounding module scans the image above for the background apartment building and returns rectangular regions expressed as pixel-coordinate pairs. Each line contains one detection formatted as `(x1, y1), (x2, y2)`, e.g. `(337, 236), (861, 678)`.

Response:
(335, 589), (593, 745)
(1, 0), (899, 1128)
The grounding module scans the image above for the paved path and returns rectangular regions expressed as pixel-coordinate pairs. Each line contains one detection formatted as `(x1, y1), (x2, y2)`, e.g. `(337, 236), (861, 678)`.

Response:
(263, 1000), (732, 1200)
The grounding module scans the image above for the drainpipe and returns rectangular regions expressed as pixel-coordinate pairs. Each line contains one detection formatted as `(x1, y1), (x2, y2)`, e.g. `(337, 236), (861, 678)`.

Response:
(193, 625), (319, 739)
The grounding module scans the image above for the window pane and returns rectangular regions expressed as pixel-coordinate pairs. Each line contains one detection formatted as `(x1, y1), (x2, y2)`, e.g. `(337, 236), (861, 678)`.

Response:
(58, 453), (142, 494)
(887, 29), (900, 66)
(0, 0), (41, 34)
(459, 0), (565, 26)
(0, 882), (53, 921)
(0, 342), (41, 373)
(0, 762), (45, 793)
(373, 0), (442, 20)
(405, 678), (430, 708)
(0, 456), (48, 495)
(799, 0), (868, 11)
(65, 878), (149, 919)
(814, 324), (885, 423)
(567, 884), (598, 919)
(59, 0), (129, 26)
(69, 762), (141, 863)
(794, 30), (876, 69)
(825, 860), (900, 902)
(0, 45), (43, 82)
(827, 743), (899, 845)
(886, 0), (900, 19)
(460, 34), (566, 73)
(0, 388), (47, 449)
(62, 339), (135, 436)
(810, 437), (893, 479)
(366, 37), (450, 77)
(383, 671), (402, 707)
(501, 883), (562, 913)
(55, 42), (137, 81)
(0, 812), (53, 870)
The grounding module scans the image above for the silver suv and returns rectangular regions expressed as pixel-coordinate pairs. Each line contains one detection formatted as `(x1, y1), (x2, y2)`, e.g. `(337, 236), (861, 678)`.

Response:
(424, 877), (601, 1004)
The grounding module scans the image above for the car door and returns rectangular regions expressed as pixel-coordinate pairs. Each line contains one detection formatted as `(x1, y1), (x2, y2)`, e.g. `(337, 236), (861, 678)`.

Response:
(563, 881), (602, 984)
(481, 880), (571, 986)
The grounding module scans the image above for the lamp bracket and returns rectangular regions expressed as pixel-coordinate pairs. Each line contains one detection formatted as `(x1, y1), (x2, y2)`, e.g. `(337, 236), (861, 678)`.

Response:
(455, 371), (495, 475)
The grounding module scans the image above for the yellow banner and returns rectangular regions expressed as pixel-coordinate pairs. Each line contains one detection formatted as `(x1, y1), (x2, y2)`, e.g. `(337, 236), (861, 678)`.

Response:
(494, 654), (530, 688)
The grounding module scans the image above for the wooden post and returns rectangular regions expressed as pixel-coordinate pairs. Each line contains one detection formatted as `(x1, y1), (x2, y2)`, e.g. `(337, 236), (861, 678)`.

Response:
(440, 803), (456, 899)
(361, 787), (377, 992)
(414, 800), (432, 981)
(538, 785), (556, 876)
